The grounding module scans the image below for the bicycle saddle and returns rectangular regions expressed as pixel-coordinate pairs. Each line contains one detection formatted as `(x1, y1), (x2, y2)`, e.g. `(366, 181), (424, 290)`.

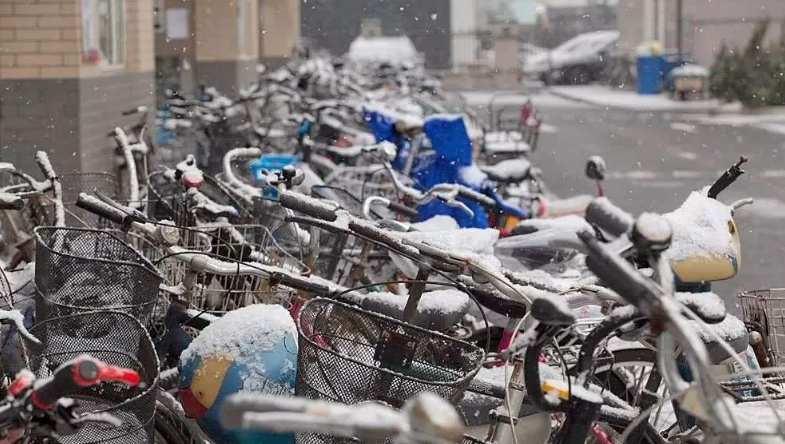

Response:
(530, 297), (575, 326)
(480, 158), (532, 184)
(361, 289), (470, 332)
(676, 292), (726, 324)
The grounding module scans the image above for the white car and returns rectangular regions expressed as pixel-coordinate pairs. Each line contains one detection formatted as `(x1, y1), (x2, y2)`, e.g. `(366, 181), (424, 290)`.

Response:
(523, 30), (619, 84)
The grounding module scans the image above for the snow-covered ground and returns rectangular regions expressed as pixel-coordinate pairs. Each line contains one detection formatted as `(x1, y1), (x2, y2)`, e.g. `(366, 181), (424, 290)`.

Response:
(550, 85), (735, 113)
(678, 112), (785, 136)
(459, 90), (589, 109)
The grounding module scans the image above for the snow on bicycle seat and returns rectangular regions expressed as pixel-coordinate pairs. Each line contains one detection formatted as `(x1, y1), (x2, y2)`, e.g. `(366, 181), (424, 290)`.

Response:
(483, 131), (531, 154)
(361, 289), (471, 331)
(480, 158), (532, 184)
(689, 312), (749, 364)
(510, 214), (590, 236)
(676, 292), (726, 324)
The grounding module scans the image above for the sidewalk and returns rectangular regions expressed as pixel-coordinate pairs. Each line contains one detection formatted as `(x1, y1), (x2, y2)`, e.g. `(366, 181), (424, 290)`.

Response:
(549, 85), (739, 113)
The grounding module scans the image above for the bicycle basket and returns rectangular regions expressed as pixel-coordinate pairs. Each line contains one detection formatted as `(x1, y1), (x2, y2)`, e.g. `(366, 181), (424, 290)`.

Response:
(738, 289), (785, 365)
(295, 298), (483, 404)
(23, 311), (159, 443)
(33, 227), (163, 326)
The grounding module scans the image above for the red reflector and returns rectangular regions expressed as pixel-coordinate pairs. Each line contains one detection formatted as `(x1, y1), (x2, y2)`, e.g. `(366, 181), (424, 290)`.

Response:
(182, 171), (204, 189)
(179, 387), (208, 418)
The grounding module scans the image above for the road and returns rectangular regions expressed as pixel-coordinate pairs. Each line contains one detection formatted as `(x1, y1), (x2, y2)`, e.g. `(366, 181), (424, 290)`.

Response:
(466, 89), (785, 308)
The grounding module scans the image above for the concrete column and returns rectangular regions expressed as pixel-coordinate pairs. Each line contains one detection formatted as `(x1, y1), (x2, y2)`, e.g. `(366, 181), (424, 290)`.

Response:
(259, 0), (299, 69)
(194, 0), (259, 93)
(0, 0), (155, 175)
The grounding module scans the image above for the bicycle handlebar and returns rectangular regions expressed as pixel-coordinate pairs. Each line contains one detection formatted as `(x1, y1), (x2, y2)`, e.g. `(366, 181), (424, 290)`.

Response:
(584, 197), (633, 237)
(0, 192), (24, 211)
(31, 356), (140, 409)
(279, 191), (339, 222)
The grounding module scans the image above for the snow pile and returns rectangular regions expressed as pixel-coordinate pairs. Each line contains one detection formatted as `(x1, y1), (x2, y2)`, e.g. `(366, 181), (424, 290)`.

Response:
(348, 36), (421, 66)
(676, 292), (726, 320)
(481, 158), (532, 181)
(181, 304), (298, 391)
(404, 227), (499, 257)
(663, 191), (734, 262)
(411, 215), (460, 232)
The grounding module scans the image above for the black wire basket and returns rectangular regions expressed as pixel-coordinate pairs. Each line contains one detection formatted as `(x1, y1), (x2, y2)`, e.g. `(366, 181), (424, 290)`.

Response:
(295, 298), (484, 444)
(33, 227), (163, 327)
(23, 311), (159, 443)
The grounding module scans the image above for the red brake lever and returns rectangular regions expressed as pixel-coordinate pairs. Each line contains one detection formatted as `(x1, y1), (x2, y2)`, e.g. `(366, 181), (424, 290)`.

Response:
(72, 358), (140, 387)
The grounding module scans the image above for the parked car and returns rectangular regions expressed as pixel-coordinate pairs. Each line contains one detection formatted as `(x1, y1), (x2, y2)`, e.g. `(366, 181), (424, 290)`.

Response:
(523, 30), (619, 85)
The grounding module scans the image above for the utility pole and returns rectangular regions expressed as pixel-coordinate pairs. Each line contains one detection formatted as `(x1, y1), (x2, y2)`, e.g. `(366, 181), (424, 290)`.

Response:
(676, 0), (683, 62)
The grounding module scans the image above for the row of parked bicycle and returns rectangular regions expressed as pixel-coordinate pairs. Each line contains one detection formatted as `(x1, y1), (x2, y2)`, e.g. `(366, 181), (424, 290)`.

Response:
(0, 56), (782, 444)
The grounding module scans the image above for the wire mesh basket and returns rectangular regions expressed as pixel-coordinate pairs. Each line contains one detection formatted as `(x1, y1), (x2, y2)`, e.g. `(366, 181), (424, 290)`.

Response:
(22, 311), (159, 443)
(147, 170), (251, 226)
(33, 227), (163, 327)
(295, 298), (484, 442)
(323, 166), (404, 202)
(738, 288), (785, 366)
(128, 223), (308, 324)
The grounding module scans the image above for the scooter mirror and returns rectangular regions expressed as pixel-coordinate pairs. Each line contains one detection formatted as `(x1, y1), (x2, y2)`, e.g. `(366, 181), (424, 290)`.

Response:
(586, 156), (607, 181)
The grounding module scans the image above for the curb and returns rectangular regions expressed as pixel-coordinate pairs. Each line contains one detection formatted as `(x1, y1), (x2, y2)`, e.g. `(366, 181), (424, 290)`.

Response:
(547, 87), (731, 114)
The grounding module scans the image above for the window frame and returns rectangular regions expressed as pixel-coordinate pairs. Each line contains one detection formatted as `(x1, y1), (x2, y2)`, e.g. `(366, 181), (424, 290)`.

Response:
(82, 0), (126, 69)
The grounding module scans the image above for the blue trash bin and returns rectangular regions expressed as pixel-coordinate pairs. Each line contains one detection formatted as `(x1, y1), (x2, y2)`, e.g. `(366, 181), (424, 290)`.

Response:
(637, 55), (664, 95)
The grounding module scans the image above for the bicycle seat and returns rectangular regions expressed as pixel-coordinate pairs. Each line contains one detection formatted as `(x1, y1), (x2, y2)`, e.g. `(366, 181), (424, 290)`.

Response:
(467, 285), (527, 319)
(530, 297), (575, 326)
(510, 214), (591, 236)
(360, 289), (470, 331)
(480, 158), (532, 184)
(676, 292), (726, 324)
(689, 313), (749, 364)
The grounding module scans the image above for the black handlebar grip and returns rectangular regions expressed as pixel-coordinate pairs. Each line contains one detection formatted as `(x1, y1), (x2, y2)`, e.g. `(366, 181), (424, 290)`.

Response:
(457, 187), (496, 208)
(578, 230), (660, 313)
(0, 193), (25, 211)
(32, 362), (80, 408)
(279, 191), (338, 222)
(75, 193), (129, 226)
(270, 272), (330, 296)
(387, 201), (418, 218)
(585, 197), (633, 237)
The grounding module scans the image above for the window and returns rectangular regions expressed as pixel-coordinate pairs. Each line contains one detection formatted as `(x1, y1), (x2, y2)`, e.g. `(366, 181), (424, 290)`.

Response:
(82, 0), (125, 66)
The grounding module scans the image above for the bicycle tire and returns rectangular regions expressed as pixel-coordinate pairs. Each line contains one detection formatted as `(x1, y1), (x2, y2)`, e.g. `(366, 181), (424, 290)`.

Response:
(154, 396), (201, 444)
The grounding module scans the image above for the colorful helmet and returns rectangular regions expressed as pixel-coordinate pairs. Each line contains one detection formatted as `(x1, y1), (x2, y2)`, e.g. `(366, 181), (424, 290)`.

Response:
(178, 305), (298, 444)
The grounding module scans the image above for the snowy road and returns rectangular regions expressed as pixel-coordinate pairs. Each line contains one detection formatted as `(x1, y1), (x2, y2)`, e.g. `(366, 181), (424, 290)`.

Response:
(466, 89), (785, 308)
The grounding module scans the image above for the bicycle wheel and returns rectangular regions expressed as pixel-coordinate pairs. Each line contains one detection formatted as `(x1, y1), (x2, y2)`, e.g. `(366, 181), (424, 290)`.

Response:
(154, 398), (202, 444)
(588, 347), (682, 444)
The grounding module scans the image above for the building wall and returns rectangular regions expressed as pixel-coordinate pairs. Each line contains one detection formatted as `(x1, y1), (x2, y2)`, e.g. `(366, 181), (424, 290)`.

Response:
(450, 0), (479, 69)
(193, 0), (259, 93)
(301, 0), (452, 69)
(618, 0), (785, 66)
(260, 0), (299, 68)
(0, 0), (155, 175)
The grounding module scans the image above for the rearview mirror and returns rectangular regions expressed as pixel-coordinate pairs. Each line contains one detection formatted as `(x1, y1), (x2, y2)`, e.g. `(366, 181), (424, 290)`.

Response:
(586, 156), (607, 181)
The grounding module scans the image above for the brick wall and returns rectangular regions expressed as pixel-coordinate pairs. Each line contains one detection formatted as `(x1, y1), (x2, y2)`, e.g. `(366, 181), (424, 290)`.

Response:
(0, 0), (82, 80)
(0, 0), (155, 175)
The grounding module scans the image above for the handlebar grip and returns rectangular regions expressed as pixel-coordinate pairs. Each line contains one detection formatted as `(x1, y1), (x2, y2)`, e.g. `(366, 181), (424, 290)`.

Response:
(457, 187), (496, 208)
(32, 357), (139, 409)
(270, 272), (330, 295)
(578, 230), (660, 313)
(585, 197), (633, 237)
(35, 151), (57, 181)
(387, 201), (418, 218)
(0, 192), (25, 211)
(75, 193), (129, 226)
(279, 191), (338, 222)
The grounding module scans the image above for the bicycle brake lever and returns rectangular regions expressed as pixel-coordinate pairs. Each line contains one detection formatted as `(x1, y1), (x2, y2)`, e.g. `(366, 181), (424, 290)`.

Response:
(0, 309), (39, 345)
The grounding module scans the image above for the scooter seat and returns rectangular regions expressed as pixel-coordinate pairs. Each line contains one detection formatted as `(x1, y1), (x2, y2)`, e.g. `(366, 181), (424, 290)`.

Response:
(691, 313), (750, 364)
(483, 132), (531, 154)
(480, 158), (532, 184)
(361, 288), (470, 331)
